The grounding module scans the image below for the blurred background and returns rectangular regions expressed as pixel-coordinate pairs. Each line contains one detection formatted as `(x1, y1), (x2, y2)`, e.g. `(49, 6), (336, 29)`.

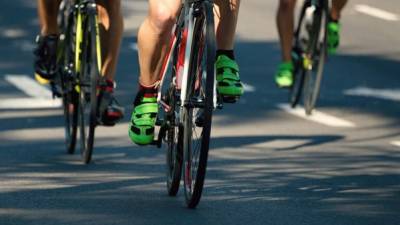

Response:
(0, 0), (399, 225)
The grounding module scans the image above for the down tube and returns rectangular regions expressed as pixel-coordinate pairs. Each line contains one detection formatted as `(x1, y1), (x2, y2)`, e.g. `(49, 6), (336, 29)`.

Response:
(180, 7), (194, 111)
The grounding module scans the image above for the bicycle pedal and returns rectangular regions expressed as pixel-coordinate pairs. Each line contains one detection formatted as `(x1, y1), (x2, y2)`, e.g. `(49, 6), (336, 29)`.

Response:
(50, 83), (62, 98)
(155, 118), (164, 126)
(195, 115), (204, 127)
(97, 114), (122, 127)
(216, 102), (223, 110)
(222, 96), (239, 104)
(276, 83), (292, 90)
(53, 93), (62, 98)
(52, 89), (62, 98)
(151, 139), (162, 148)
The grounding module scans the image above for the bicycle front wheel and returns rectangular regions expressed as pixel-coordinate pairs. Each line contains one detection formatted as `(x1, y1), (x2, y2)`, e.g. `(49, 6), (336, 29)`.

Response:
(182, 1), (215, 209)
(77, 7), (101, 164)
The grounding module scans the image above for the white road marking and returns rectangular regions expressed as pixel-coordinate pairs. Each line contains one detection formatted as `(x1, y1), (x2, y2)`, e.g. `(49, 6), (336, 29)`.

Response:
(344, 87), (400, 102)
(2, 75), (61, 109)
(0, 98), (62, 109)
(1, 28), (27, 38)
(5, 75), (53, 98)
(355, 4), (399, 21)
(242, 83), (256, 92)
(277, 104), (356, 128)
(244, 139), (310, 149)
(0, 109), (63, 119)
(391, 141), (400, 147)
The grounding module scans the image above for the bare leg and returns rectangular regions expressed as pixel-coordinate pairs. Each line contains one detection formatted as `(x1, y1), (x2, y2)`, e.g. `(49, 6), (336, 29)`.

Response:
(276, 0), (296, 62)
(214, 0), (240, 50)
(331, 0), (348, 20)
(137, 0), (181, 86)
(37, 0), (62, 35)
(97, 0), (124, 81)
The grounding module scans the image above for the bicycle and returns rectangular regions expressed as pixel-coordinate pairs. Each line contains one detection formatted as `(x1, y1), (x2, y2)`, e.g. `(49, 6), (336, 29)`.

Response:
(289, 0), (329, 115)
(150, 0), (218, 208)
(50, 0), (103, 164)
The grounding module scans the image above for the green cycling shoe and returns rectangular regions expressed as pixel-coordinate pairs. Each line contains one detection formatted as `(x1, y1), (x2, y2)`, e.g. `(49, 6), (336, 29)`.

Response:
(216, 55), (244, 101)
(275, 61), (294, 88)
(129, 95), (158, 145)
(327, 21), (340, 54)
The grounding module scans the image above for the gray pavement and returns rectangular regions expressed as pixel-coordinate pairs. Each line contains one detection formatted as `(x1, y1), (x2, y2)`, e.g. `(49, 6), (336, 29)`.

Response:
(0, 0), (399, 224)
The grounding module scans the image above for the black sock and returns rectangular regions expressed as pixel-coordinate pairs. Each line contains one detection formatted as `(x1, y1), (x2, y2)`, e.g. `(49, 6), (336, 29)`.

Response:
(133, 83), (158, 106)
(217, 49), (235, 60)
(329, 17), (339, 23)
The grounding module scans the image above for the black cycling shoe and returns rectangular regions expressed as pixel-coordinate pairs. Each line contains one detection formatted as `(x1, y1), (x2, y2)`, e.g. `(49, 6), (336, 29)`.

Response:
(34, 34), (58, 82)
(97, 80), (125, 126)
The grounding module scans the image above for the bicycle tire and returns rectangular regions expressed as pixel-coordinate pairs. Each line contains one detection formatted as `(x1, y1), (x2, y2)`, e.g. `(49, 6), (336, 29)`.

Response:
(62, 81), (79, 154)
(59, 1), (78, 154)
(78, 6), (101, 164)
(165, 86), (184, 196)
(303, 1), (328, 115)
(182, 1), (215, 209)
(163, 8), (185, 196)
(289, 1), (308, 108)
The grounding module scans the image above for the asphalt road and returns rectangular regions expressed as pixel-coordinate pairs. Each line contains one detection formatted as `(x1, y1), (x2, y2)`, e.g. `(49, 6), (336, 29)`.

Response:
(0, 0), (400, 225)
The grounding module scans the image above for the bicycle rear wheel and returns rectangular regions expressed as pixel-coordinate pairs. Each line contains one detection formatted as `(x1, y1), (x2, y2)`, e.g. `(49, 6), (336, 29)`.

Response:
(77, 7), (101, 164)
(165, 86), (183, 196)
(289, 2), (309, 108)
(303, 1), (329, 115)
(62, 78), (79, 154)
(165, 8), (184, 196)
(182, 1), (215, 209)
(59, 1), (78, 154)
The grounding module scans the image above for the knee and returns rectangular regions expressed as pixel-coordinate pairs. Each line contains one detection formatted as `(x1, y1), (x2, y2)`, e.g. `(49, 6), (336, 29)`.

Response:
(97, 0), (123, 30)
(148, 4), (177, 35)
(279, 0), (296, 11)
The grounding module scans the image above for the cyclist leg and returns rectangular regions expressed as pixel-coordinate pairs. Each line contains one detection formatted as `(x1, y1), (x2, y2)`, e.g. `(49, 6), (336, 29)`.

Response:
(96, 0), (125, 126)
(275, 0), (296, 88)
(327, 0), (348, 54)
(129, 0), (181, 145)
(331, 0), (348, 20)
(38, 0), (61, 35)
(214, 0), (244, 99)
(34, 0), (62, 83)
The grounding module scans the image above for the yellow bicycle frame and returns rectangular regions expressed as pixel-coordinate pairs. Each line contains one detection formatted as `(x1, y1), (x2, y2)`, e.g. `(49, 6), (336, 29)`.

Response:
(74, 1), (103, 92)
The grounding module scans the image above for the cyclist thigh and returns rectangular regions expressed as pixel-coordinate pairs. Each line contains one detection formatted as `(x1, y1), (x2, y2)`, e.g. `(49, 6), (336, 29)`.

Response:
(96, 0), (122, 28)
(96, 0), (122, 12)
(148, 0), (181, 35)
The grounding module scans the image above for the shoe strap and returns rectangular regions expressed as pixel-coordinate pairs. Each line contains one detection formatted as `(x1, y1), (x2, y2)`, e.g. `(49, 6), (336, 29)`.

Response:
(216, 55), (239, 72)
(217, 71), (241, 82)
(132, 102), (158, 126)
(134, 102), (158, 116)
(278, 62), (294, 72)
(216, 56), (240, 82)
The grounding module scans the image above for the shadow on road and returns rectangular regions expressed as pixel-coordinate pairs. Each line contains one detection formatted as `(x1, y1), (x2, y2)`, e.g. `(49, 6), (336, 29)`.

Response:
(0, 134), (399, 225)
(210, 135), (344, 151)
